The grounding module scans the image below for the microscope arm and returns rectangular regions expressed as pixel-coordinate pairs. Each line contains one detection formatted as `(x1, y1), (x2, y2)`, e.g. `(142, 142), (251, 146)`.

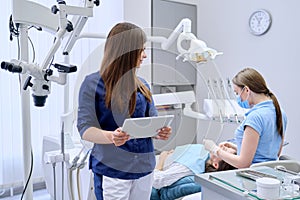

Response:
(41, 2), (94, 69)
(1, 0), (99, 106)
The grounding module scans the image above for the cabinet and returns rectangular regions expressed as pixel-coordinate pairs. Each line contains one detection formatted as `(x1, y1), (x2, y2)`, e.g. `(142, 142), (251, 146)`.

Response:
(124, 0), (199, 151)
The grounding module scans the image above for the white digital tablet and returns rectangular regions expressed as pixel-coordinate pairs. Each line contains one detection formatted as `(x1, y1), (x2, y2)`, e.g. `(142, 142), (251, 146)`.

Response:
(122, 115), (174, 138)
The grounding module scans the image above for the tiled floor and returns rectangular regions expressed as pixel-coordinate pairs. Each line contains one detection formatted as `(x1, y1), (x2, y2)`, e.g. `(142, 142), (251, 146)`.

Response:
(0, 189), (51, 200)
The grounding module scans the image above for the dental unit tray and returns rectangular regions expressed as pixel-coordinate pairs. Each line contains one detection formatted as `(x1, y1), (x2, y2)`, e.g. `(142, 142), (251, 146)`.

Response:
(121, 115), (174, 138)
(236, 169), (277, 181)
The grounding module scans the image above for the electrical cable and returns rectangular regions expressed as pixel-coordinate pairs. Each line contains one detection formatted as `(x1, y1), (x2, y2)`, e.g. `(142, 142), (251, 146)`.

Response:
(14, 23), (33, 198)
(20, 149), (33, 200)
(10, 18), (38, 63)
(207, 77), (223, 122)
(76, 149), (91, 200)
(15, 25), (33, 197)
(15, 21), (34, 199)
(52, 163), (57, 200)
(27, 25), (42, 63)
(67, 168), (74, 200)
(61, 162), (64, 200)
(197, 61), (226, 142)
(76, 168), (82, 200)
(195, 62), (223, 122)
(61, 123), (64, 200)
(212, 60), (241, 123)
(27, 36), (36, 63)
(66, 148), (84, 200)
(221, 77), (240, 123)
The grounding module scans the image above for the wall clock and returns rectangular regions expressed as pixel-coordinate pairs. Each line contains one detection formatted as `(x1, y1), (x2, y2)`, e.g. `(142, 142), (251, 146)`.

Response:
(249, 9), (272, 36)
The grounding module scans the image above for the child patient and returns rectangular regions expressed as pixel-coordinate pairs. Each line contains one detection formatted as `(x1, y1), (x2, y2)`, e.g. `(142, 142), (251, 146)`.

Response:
(153, 143), (235, 189)
(151, 143), (236, 200)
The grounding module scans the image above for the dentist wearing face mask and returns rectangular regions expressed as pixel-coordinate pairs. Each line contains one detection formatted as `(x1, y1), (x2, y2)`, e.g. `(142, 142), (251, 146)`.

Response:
(204, 67), (287, 169)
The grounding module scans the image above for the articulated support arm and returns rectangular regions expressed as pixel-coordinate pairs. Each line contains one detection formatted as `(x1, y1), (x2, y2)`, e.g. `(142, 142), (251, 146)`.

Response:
(2, 0), (99, 107)
(148, 18), (222, 63)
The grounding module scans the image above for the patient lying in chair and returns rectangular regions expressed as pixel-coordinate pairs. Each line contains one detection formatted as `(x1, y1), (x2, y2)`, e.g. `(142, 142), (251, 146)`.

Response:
(151, 144), (236, 200)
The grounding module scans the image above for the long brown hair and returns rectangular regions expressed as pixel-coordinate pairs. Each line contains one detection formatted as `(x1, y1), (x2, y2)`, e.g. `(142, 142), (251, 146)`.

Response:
(100, 22), (152, 116)
(232, 67), (283, 138)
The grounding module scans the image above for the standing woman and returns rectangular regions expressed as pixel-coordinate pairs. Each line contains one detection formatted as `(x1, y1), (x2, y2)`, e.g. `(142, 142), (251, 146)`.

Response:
(77, 22), (171, 200)
(204, 67), (287, 168)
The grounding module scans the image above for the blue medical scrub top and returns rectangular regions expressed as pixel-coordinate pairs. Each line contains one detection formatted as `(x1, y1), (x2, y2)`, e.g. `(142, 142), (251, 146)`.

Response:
(77, 71), (157, 179)
(235, 100), (287, 163)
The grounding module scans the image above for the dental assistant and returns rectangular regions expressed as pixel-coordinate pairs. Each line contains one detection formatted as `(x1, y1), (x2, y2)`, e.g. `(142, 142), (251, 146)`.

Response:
(204, 67), (287, 169)
(77, 22), (172, 200)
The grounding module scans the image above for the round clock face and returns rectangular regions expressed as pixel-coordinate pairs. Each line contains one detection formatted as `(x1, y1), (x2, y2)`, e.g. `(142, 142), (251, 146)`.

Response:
(249, 9), (272, 36)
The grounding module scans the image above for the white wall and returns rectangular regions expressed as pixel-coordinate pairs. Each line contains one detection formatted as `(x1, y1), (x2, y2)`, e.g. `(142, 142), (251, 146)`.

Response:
(124, 0), (152, 83)
(124, 0), (300, 160)
(196, 0), (300, 160)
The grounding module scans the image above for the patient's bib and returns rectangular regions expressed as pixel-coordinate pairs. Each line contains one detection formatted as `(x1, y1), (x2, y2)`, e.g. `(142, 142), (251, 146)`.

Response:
(171, 144), (209, 174)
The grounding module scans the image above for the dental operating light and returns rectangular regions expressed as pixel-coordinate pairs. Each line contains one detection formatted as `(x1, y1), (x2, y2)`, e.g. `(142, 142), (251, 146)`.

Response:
(148, 18), (223, 64)
(149, 18), (223, 120)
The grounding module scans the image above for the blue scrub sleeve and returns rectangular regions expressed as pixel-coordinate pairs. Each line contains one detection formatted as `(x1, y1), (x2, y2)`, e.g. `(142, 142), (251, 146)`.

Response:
(77, 77), (100, 137)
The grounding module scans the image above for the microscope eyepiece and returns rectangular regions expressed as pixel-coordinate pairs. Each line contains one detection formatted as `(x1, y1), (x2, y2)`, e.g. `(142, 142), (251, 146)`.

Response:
(1, 61), (22, 73)
(1, 61), (10, 70)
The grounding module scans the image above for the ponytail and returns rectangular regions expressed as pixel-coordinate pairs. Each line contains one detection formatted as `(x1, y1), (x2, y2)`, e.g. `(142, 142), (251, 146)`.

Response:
(268, 91), (283, 138)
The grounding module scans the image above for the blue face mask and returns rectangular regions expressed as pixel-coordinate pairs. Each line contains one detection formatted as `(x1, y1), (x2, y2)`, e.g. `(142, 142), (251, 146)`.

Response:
(236, 95), (251, 109)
